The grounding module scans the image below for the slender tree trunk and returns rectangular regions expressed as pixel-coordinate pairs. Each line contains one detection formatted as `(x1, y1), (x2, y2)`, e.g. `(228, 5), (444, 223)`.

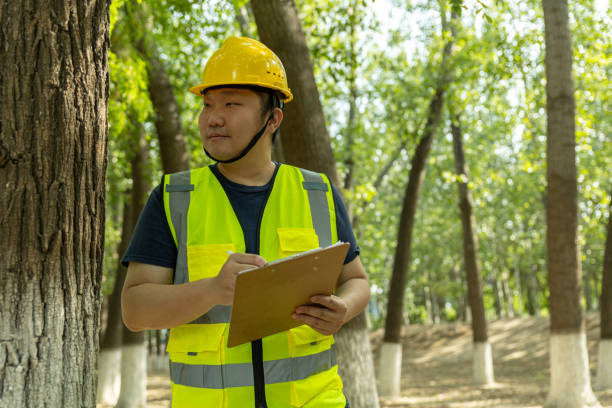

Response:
(596, 190), (612, 389)
(116, 124), (150, 408)
(343, 0), (359, 209)
(542, 0), (599, 405)
(251, 0), (340, 186)
(526, 270), (541, 317)
(584, 269), (593, 311)
(424, 284), (434, 324)
(129, 4), (190, 174)
(451, 117), (494, 385)
(145, 53), (190, 173)
(502, 273), (515, 318)
(451, 267), (467, 322)
(513, 259), (524, 316)
(251, 2), (377, 406)
(97, 199), (132, 405)
(379, 11), (456, 398)
(493, 277), (504, 319)
(432, 291), (441, 324)
(233, 3), (254, 37)
(0, 2), (109, 406)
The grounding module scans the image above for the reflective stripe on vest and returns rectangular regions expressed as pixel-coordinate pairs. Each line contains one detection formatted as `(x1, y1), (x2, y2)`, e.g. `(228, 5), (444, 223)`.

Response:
(298, 168), (332, 247)
(166, 171), (192, 285)
(170, 345), (336, 389)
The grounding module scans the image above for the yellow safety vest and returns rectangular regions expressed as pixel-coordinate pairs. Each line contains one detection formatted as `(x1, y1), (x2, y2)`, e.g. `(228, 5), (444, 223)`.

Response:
(162, 164), (346, 408)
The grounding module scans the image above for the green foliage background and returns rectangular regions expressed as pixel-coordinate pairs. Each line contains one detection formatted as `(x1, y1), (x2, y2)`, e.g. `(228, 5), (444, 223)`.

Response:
(104, 0), (612, 327)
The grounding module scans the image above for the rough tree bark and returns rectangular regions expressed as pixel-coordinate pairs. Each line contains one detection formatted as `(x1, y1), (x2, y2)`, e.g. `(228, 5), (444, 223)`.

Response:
(596, 190), (612, 389)
(250, 1), (378, 407)
(0, 2), (109, 407)
(116, 124), (150, 408)
(451, 117), (494, 385)
(542, 0), (599, 405)
(379, 10), (456, 398)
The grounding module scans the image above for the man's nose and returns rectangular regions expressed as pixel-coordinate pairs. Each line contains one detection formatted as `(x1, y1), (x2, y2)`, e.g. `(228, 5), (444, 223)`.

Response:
(207, 108), (224, 127)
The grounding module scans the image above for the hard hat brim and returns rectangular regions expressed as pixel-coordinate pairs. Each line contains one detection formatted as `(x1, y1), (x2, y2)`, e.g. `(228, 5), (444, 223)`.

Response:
(189, 82), (293, 103)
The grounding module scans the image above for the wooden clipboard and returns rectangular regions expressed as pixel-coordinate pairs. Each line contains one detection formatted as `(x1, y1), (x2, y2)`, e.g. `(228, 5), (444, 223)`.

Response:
(227, 242), (350, 348)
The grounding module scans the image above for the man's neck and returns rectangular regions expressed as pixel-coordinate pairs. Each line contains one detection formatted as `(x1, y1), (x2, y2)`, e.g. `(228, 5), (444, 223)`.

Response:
(217, 158), (276, 186)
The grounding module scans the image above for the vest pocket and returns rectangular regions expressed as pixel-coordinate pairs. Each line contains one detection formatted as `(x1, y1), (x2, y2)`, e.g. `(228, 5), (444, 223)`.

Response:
(288, 324), (331, 357)
(187, 243), (236, 282)
(277, 228), (319, 258)
(287, 325), (341, 406)
(167, 324), (226, 407)
(167, 323), (225, 365)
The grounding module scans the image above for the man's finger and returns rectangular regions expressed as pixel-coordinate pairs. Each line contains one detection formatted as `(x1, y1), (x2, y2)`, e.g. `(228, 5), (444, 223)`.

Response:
(295, 306), (336, 322)
(292, 313), (333, 335)
(229, 252), (267, 267)
(310, 295), (343, 311)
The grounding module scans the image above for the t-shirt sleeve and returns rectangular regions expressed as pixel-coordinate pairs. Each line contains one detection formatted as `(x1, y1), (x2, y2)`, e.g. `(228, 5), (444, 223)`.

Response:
(331, 184), (360, 264)
(121, 184), (177, 269)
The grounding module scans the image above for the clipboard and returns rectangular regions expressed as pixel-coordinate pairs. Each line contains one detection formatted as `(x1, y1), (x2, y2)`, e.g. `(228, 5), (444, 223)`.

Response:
(227, 241), (350, 348)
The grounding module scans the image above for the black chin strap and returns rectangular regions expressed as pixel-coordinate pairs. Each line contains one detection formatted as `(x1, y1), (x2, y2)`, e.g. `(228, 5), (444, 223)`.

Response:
(204, 113), (273, 164)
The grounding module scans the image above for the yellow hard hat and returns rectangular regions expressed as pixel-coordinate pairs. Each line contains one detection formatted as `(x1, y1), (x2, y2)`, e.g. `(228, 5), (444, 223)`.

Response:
(189, 36), (293, 103)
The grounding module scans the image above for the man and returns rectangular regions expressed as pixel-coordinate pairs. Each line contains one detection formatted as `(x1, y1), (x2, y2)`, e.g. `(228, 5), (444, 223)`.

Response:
(121, 36), (370, 408)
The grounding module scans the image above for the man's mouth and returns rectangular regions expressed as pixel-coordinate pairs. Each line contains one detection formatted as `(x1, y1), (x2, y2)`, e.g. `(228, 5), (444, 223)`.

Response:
(208, 133), (229, 140)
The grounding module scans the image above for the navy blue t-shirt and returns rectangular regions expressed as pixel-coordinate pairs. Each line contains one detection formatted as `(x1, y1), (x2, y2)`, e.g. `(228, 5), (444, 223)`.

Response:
(122, 163), (359, 268)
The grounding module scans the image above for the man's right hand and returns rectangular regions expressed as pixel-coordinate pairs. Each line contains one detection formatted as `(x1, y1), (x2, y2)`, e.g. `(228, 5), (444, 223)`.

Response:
(213, 253), (266, 305)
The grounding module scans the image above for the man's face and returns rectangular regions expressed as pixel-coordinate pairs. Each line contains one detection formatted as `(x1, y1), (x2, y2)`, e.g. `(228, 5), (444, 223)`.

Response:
(199, 88), (268, 161)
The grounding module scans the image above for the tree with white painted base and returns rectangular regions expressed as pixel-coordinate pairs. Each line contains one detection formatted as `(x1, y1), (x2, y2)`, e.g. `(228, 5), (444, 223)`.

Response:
(451, 117), (494, 385)
(97, 201), (131, 405)
(542, 0), (599, 405)
(116, 123), (150, 408)
(595, 192), (612, 390)
(379, 6), (456, 399)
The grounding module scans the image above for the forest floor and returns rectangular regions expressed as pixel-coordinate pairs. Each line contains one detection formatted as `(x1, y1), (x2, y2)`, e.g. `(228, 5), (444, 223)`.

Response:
(140, 312), (612, 407)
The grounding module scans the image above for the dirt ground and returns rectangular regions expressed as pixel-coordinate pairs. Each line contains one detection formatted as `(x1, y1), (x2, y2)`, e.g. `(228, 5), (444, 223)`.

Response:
(140, 313), (612, 407)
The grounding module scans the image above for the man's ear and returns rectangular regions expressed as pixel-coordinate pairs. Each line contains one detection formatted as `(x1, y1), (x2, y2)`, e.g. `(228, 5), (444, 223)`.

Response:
(268, 107), (284, 133)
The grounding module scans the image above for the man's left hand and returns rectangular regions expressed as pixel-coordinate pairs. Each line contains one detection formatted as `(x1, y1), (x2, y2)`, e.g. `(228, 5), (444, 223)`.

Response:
(292, 295), (348, 335)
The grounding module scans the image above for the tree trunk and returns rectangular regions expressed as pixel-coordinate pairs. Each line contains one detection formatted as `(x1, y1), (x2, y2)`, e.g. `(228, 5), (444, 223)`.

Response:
(251, 2), (377, 406)
(380, 11), (456, 398)
(542, 0), (599, 405)
(0, 2), (109, 406)
(526, 270), (541, 317)
(584, 269), (593, 311)
(502, 273), (515, 318)
(251, 0), (340, 187)
(233, 3), (255, 37)
(451, 117), (494, 385)
(130, 4), (190, 174)
(97, 199), (132, 405)
(596, 190), (612, 389)
(334, 312), (380, 408)
(493, 277), (503, 319)
(116, 124), (150, 408)
(342, 0), (359, 207)
(513, 259), (524, 316)
(451, 266), (467, 322)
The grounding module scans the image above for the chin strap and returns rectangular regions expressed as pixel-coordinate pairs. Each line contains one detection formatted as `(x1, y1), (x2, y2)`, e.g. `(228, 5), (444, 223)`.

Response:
(204, 113), (273, 164)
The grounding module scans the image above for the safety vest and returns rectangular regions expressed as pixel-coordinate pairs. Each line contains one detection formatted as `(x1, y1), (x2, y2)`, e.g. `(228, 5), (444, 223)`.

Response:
(162, 164), (346, 408)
